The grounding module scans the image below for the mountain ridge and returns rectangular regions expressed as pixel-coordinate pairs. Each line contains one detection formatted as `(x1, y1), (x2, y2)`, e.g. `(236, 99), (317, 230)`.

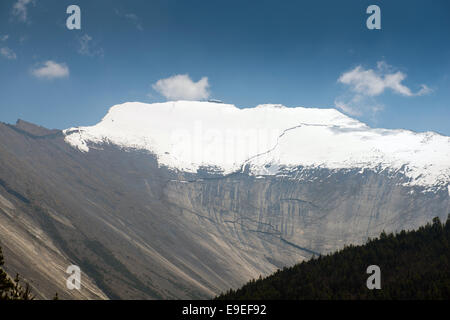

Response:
(63, 101), (450, 191)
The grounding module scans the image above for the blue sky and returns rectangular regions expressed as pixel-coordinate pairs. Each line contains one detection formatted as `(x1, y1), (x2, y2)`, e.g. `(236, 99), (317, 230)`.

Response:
(0, 0), (449, 135)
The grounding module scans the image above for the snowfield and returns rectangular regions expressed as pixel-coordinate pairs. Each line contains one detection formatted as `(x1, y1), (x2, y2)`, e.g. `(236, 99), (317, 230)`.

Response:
(63, 101), (450, 190)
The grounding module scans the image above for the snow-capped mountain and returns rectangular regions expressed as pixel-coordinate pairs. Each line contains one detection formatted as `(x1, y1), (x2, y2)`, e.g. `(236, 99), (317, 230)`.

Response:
(1, 102), (449, 300)
(64, 101), (450, 191)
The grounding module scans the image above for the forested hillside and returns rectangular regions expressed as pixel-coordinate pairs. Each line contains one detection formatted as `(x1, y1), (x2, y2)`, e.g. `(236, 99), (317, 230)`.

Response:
(217, 216), (450, 300)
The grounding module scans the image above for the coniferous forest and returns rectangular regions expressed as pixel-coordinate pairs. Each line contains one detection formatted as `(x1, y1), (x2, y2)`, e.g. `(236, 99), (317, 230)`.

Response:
(217, 216), (450, 300)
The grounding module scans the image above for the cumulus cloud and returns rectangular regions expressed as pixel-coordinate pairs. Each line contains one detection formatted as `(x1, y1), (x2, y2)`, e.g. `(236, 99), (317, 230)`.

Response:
(0, 35), (9, 41)
(31, 61), (69, 79)
(0, 47), (17, 60)
(338, 63), (431, 97)
(12, 0), (34, 22)
(152, 74), (210, 101)
(335, 62), (431, 117)
(77, 34), (104, 57)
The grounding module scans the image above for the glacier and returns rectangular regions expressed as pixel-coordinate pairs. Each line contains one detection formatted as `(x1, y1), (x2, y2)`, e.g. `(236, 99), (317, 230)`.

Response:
(63, 101), (450, 190)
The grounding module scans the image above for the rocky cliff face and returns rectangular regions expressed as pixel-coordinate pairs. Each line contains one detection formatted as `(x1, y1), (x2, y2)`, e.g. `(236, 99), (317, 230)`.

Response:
(165, 168), (450, 258)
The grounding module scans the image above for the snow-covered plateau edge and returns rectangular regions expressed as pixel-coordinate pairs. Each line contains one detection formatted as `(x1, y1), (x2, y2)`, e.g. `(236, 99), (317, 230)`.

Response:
(63, 101), (450, 193)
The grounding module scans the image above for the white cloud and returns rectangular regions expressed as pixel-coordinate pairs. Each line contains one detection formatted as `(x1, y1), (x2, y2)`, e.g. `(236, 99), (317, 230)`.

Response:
(78, 34), (92, 55)
(152, 74), (210, 101)
(115, 10), (143, 31)
(0, 47), (17, 60)
(124, 13), (143, 31)
(31, 61), (69, 79)
(335, 62), (431, 117)
(338, 63), (431, 97)
(416, 84), (432, 96)
(334, 99), (362, 117)
(1, 36), (17, 59)
(12, 0), (34, 22)
(77, 34), (104, 57)
(334, 95), (383, 117)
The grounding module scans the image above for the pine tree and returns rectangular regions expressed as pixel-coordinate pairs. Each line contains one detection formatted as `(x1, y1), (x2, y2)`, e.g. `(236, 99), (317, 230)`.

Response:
(0, 245), (34, 300)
